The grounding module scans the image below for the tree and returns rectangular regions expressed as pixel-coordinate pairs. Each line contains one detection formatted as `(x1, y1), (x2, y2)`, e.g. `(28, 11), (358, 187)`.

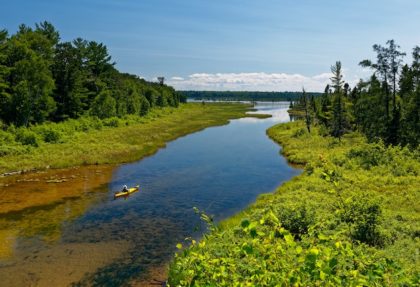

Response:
(139, 95), (150, 116)
(52, 42), (88, 119)
(302, 88), (311, 133)
(354, 75), (387, 141)
(90, 90), (116, 119)
(360, 44), (391, 121)
(330, 61), (344, 94)
(330, 62), (347, 140)
(156, 92), (166, 107)
(7, 28), (56, 126)
(35, 21), (60, 47)
(400, 46), (420, 147)
(386, 40), (406, 109)
(0, 29), (11, 120)
(316, 84), (331, 127)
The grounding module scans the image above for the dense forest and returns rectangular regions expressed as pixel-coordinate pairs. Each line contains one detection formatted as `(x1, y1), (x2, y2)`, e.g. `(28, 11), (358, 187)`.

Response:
(292, 40), (419, 148)
(182, 90), (321, 102)
(0, 21), (185, 128)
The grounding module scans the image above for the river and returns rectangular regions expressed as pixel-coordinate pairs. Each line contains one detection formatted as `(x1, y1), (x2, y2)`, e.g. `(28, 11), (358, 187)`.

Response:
(0, 102), (300, 286)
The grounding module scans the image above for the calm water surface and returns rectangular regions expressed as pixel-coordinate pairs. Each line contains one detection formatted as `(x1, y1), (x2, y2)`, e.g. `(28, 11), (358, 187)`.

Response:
(0, 102), (300, 286)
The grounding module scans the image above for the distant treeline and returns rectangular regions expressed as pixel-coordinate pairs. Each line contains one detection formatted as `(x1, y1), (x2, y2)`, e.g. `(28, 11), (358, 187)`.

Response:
(0, 21), (186, 127)
(182, 91), (321, 102)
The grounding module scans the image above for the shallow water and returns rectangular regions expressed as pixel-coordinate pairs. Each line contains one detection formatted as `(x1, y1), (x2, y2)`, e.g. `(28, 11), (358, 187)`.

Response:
(0, 102), (300, 286)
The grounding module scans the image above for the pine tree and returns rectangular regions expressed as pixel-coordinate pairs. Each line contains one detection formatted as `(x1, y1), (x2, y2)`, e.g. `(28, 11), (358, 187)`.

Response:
(330, 62), (346, 140)
(302, 88), (311, 133)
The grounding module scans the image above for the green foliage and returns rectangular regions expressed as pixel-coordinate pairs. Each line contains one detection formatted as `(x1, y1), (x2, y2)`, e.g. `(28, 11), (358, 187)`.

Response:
(102, 117), (120, 127)
(339, 196), (386, 246)
(0, 103), (250, 173)
(289, 41), (419, 149)
(169, 121), (420, 286)
(38, 127), (62, 143)
(277, 204), (315, 239)
(15, 128), (39, 146)
(90, 90), (116, 119)
(0, 21), (182, 127)
(347, 142), (389, 169)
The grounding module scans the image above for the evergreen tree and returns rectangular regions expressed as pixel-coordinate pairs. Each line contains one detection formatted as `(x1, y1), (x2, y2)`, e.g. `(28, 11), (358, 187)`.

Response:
(317, 84), (331, 127)
(52, 42), (87, 119)
(302, 88), (311, 133)
(7, 27), (56, 126)
(0, 29), (11, 121)
(90, 90), (116, 119)
(330, 62), (347, 140)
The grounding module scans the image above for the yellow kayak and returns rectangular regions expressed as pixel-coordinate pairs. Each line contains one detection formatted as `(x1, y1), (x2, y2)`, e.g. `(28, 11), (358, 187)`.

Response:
(114, 185), (140, 199)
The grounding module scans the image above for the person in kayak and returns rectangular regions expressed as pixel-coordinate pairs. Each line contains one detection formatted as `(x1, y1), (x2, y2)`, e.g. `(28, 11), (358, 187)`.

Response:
(122, 185), (128, 192)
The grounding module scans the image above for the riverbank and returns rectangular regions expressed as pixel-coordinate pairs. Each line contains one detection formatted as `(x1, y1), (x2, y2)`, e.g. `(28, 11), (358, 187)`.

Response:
(0, 103), (251, 175)
(168, 121), (419, 286)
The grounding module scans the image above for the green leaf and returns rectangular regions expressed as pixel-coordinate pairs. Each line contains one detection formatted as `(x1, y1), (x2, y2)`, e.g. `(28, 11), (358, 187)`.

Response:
(284, 234), (295, 246)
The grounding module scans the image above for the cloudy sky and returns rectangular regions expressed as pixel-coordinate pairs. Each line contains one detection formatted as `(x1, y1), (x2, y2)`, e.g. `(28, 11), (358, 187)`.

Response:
(2, 0), (419, 91)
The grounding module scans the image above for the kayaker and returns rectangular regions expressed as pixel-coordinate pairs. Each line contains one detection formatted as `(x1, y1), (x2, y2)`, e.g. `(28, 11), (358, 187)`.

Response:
(122, 185), (128, 192)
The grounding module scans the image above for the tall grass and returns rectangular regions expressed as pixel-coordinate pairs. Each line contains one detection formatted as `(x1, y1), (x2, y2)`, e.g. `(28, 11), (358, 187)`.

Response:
(0, 103), (250, 174)
(169, 121), (419, 286)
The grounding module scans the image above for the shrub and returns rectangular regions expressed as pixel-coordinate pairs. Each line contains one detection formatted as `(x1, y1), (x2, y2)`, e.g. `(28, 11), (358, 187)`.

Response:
(292, 127), (307, 138)
(102, 117), (120, 127)
(15, 129), (40, 147)
(40, 128), (62, 143)
(0, 130), (15, 144)
(339, 196), (386, 246)
(347, 142), (390, 169)
(277, 204), (315, 239)
(0, 145), (26, 156)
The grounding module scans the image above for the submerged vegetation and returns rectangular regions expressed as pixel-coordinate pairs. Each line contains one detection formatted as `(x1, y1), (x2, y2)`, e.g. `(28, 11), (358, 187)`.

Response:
(169, 121), (419, 286)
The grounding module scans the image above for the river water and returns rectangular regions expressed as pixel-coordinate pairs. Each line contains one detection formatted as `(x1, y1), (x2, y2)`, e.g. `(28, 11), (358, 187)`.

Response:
(0, 102), (300, 286)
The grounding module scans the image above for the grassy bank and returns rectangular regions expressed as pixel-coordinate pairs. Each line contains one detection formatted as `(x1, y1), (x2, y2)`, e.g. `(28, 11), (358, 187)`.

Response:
(169, 121), (419, 286)
(0, 103), (250, 174)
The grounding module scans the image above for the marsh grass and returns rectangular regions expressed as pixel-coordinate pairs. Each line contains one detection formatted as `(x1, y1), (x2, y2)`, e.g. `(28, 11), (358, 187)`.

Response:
(0, 103), (250, 174)
(169, 121), (420, 286)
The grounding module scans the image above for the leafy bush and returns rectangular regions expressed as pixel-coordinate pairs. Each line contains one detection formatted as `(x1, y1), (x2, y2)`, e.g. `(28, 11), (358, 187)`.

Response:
(40, 128), (62, 143)
(169, 209), (411, 286)
(277, 204), (315, 239)
(73, 117), (103, 132)
(102, 117), (120, 127)
(15, 129), (40, 147)
(292, 127), (307, 138)
(339, 196), (386, 246)
(0, 130), (15, 144)
(347, 142), (390, 169)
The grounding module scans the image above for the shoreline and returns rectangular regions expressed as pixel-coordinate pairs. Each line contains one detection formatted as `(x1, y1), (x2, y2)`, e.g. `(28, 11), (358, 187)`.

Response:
(0, 103), (251, 178)
(168, 120), (419, 285)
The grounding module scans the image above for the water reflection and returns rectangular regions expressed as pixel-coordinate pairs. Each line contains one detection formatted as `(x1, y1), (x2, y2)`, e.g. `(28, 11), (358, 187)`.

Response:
(0, 102), (300, 286)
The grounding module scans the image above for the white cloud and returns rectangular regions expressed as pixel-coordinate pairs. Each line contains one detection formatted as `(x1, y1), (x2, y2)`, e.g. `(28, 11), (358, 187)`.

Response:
(170, 76), (184, 81)
(167, 72), (337, 92)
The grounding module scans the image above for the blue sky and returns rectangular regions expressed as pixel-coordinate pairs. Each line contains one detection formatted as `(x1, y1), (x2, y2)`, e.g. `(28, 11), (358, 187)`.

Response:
(1, 0), (419, 91)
